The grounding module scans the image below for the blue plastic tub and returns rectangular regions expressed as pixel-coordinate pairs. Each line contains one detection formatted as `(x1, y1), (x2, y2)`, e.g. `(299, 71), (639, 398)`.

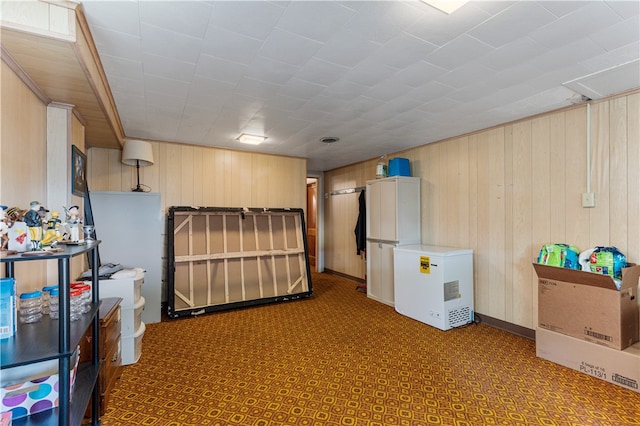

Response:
(388, 158), (410, 176)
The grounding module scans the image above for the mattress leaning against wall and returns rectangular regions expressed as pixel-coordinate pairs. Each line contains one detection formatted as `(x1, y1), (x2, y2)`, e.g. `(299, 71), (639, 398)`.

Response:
(166, 207), (313, 317)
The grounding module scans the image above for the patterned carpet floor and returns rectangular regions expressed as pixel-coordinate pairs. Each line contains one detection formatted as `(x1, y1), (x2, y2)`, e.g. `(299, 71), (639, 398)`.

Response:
(101, 272), (640, 426)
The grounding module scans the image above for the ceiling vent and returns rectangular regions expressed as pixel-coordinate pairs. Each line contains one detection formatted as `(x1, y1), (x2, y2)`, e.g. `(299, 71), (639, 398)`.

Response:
(563, 60), (640, 100)
(320, 137), (340, 144)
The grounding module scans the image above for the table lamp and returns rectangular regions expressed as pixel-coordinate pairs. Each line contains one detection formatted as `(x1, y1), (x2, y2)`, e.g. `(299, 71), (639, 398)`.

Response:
(122, 139), (154, 192)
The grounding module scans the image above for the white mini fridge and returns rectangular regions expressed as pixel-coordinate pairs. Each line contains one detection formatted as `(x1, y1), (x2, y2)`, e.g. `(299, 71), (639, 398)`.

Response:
(394, 245), (474, 330)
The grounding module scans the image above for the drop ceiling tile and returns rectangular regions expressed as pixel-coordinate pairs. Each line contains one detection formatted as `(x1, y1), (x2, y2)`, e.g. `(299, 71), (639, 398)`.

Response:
(405, 81), (455, 102)
(314, 29), (382, 68)
(260, 28), (324, 66)
(538, 1), (590, 18)
(344, 1), (424, 44)
(370, 33), (437, 69)
(278, 78), (327, 100)
(276, 1), (355, 43)
(139, 0), (212, 39)
(478, 37), (547, 71)
(406, 3), (490, 47)
(468, 2), (556, 48)
(436, 61), (496, 89)
(296, 58), (350, 86)
(99, 54), (143, 81)
(589, 15), (640, 52)
(322, 79), (369, 101)
(140, 23), (202, 64)
(530, 1), (623, 49)
(265, 94), (308, 112)
(425, 35), (493, 70)
(194, 54), (248, 85)
(234, 77), (282, 100)
(606, 0), (640, 19)
(144, 74), (190, 99)
(142, 52), (196, 82)
(579, 41), (640, 74)
(243, 56), (300, 85)
(392, 61), (448, 88)
(186, 76), (235, 109)
(201, 25), (263, 65)
(344, 59), (398, 87)
(364, 80), (412, 102)
(82, 1), (140, 36)
(89, 26), (142, 62)
(210, 1), (285, 40)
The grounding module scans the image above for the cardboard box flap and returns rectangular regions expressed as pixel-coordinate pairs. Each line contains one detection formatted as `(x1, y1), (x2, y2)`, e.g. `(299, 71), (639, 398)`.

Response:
(533, 263), (640, 291)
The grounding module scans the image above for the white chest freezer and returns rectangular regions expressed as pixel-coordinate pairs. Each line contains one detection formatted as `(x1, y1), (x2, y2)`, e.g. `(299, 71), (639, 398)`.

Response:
(393, 245), (474, 330)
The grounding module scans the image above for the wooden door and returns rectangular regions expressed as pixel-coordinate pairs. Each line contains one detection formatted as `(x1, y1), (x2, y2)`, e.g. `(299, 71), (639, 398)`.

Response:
(306, 181), (317, 267)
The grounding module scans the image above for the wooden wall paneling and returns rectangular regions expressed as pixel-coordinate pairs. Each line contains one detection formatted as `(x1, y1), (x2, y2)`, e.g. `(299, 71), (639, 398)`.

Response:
(201, 148), (216, 207)
(564, 107), (590, 250)
(511, 120), (534, 326)
(442, 140), (457, 246)
(180, 145), (196, 206)
(627, 93), (640, 260)
(164, 144), (183, 208)
(1, 61), (47, 290)
(487, 128), (506, 320)
(106, 148), (124, 191)
(87, 147), (108, 190)
(457, 137), (470, 249)
(251, 153), (269, 208)
(590, 102), (611, 247)
(609, 97), (629, 252)
(474, 130), (490, 317)
(423, 144), (440, 245)
(529, 116), (551, 327)
(503, 125), (515, 323)
(144, 142), (160, 195)
(467, 134), (479, 312)
(549, 111), (567, 241)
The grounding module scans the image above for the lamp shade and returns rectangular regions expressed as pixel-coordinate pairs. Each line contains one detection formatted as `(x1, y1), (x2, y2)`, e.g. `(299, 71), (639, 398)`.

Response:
(122, 139), (154, 166)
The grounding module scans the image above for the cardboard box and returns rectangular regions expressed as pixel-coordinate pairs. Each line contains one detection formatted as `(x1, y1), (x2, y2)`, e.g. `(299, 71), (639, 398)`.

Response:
(534, 263), (640, 350)
(536, 327), (640, 393)
(0, 349), (79, 420)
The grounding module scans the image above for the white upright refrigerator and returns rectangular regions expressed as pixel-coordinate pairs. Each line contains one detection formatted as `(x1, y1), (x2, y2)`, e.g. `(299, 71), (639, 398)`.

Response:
(89, 191), (163, 324)
(366, 176), (420, 306)
(394, 245), (474, 330)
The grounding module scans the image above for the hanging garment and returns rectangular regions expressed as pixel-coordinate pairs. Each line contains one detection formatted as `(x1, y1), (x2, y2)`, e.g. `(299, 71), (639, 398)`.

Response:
(354, 190), (366, 255)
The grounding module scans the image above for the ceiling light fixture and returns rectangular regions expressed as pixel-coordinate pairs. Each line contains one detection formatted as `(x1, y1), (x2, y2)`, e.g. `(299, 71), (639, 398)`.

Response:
(420, 0), (469, 14)
(236, 133), (267, 145)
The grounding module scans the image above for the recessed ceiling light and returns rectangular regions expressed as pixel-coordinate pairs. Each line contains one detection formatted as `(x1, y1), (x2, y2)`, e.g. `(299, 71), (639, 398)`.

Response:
(420, 0), (468, 14)
(320, 137), (340, 144)
(236, 133), (267, 145)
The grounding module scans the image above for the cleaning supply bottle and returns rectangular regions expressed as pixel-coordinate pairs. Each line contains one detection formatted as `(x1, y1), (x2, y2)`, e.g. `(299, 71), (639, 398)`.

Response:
(376, 155), (387, 179)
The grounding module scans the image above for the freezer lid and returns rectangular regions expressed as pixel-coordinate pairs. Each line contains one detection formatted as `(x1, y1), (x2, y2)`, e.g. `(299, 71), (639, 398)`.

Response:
(394, 244), (473, 256)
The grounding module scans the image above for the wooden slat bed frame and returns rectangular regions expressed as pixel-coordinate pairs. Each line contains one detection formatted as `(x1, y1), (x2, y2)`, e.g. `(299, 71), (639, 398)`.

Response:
(167, 207), (313, 317)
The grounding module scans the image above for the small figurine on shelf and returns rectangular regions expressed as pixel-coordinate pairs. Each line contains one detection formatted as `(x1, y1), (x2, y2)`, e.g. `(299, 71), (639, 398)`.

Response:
(0, 206), (9, 251)
(42, 210), (63, 246)
(64, 205), (83, 242)
(24, 201), (44, 251)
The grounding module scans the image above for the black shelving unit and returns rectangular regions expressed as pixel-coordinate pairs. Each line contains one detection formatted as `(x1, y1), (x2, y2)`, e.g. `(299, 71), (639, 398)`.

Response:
(1, 242), (101, 426)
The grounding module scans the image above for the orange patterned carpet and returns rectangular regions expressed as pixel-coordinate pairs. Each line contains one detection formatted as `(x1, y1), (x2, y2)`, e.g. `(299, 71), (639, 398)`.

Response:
(101, 272), (640, 425)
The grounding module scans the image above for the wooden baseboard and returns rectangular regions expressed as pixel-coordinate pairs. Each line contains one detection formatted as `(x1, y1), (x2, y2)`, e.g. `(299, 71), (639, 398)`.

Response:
(474, 312), (535, 340)
(323, 269), (366, 284)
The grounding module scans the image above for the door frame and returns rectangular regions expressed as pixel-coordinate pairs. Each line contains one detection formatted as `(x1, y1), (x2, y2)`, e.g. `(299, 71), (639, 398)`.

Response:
(306, 171), (324, 272)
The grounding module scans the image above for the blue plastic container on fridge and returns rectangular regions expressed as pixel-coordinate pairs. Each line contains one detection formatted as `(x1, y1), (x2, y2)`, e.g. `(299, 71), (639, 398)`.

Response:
(388, 158), (410, 176)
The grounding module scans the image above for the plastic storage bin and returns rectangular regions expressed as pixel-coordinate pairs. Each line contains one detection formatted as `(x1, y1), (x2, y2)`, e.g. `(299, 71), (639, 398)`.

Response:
(388, 158), (410, 176)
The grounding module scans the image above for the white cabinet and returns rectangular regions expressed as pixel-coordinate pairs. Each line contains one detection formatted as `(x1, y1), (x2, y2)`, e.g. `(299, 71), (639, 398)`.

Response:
(94, 269), (146, 365)
(394, 245), (474, 330)
(366, 177), (420, 306)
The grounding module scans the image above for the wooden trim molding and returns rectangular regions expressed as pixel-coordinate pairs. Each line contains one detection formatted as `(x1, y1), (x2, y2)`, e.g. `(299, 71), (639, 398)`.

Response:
(474, 312), (536, 340)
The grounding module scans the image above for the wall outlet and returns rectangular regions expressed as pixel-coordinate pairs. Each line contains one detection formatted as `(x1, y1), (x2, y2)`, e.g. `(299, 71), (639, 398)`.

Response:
(582, 192), (595, 208)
